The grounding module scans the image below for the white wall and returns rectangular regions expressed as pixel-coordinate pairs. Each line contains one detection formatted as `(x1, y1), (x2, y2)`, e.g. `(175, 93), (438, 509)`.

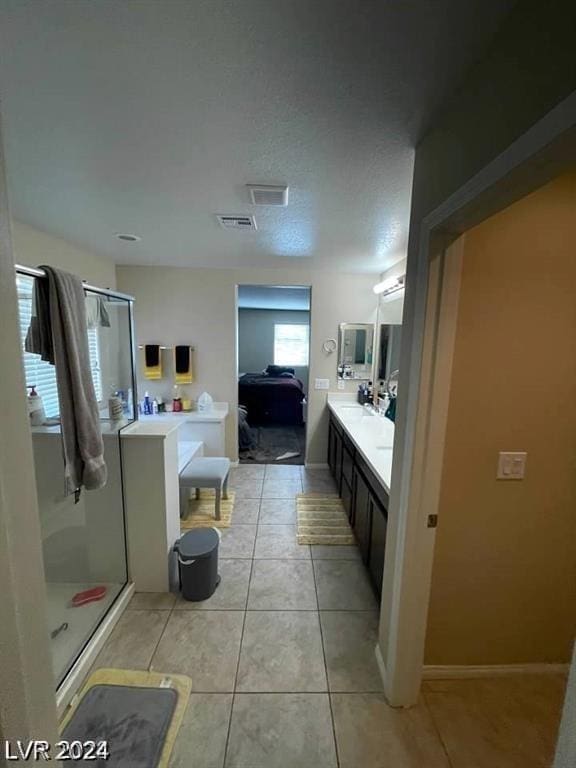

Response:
(116, 265), (377, 462)
(238, 308), (311, 394)
(12, 220), (117, 288)
(0, 131), (59, 745)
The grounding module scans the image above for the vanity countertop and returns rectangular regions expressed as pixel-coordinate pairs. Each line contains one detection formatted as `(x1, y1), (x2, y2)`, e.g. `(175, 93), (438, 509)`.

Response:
(137, 402), (229, 424)
(328, 394), (395, 493)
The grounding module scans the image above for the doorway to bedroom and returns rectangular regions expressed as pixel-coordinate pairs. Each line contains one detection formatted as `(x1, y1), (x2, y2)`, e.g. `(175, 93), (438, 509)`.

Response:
(237, 285), (311, 465)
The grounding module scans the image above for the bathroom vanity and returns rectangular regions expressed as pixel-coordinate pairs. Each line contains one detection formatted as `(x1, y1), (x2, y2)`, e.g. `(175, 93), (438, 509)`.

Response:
(327, 395), (394, 597)
(121, 403), (229, 593)
(138, 402), (228, 457)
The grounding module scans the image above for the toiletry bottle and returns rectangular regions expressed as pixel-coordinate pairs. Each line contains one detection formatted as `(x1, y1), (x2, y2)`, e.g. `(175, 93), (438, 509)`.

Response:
(173, 386), (182, 412)
(109, 386), (124, 421)
(152, 397), (159, 415)
(367, 381), (374, 405)
(27, 385), (46, 426)
(144, 391), (152, 415)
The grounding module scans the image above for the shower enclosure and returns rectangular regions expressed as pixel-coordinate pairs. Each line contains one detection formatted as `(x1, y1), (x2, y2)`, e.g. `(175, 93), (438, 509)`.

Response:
(15, 265), (136, 689)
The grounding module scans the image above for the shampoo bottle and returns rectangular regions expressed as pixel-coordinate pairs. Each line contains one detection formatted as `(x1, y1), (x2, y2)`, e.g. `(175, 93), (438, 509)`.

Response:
(27, 385), (46, 426)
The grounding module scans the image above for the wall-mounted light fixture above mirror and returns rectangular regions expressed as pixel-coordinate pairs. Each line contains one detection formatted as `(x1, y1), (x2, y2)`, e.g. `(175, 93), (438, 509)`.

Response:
(337, 323), (375, 380)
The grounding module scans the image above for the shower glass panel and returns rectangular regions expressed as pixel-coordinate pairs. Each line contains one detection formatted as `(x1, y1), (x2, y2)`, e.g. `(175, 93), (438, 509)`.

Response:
(16, 272), (134, 688)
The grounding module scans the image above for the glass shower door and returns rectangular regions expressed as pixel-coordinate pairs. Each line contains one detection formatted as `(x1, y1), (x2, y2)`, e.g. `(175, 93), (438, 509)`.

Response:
(17, 273), (134, 687)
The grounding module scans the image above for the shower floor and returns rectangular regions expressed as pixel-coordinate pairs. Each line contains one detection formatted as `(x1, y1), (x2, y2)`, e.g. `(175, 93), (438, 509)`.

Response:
(46, 581), (124, 687)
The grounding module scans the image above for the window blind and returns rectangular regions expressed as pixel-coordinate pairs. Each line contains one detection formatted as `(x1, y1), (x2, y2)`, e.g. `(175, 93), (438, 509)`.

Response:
(274, 323), (310, 367)
(17, 275), (102, 417)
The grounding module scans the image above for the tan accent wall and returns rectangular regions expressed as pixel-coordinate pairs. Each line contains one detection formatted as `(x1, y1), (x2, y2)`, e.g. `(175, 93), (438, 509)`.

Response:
(425, 174), (576, 665)
(116, 265), (377, 463)
(12, 220), (117, 288)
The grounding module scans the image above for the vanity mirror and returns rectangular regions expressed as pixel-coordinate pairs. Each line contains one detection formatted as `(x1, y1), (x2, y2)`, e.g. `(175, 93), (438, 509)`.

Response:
(337, 323), (375, 380)
(377, 324), (402, 383)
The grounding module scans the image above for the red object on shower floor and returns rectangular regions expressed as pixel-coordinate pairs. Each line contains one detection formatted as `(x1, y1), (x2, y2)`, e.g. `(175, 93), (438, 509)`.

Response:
(71, 586), (107, 608)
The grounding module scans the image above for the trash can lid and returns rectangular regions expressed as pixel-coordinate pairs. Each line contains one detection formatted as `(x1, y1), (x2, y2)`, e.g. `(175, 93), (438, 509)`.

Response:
(176, 528), (220, 559)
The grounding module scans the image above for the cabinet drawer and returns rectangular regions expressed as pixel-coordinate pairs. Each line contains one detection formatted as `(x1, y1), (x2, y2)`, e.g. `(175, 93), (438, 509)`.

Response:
(342, 431), (355, 456)
(330, 414), (343, 437)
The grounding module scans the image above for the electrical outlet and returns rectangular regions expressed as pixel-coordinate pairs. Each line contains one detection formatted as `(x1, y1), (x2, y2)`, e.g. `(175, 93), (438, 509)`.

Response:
(314, 378), (330, 390)
(337, 379), (345, 390)
(497, 451), (527, 480)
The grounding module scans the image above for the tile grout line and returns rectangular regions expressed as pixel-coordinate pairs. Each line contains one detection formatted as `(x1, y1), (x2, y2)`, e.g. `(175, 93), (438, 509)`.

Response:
(222, 485), (261, 768)
(311, 553), (341, 768)
(420, 688), (456, 768)
(146, 596), (177, 673)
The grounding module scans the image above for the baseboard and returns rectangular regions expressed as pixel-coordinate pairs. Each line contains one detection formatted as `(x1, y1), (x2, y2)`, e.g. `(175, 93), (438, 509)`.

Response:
(305, 462), (329, 469)
(375, 642), (387, 689)
(423, 662), (569, 680)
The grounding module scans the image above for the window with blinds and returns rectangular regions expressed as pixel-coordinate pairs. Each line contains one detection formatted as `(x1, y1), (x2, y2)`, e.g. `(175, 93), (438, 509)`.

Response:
(17, 274), (102, 418)
(273, 323), (310, 367)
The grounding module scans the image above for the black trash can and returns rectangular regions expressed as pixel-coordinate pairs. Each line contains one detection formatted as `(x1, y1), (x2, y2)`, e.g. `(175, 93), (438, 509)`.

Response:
(174, 527), (221, 601)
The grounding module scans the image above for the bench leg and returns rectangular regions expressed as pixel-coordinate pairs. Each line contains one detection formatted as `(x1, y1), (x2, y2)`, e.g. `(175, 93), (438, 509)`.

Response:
(195, 487), (201, 501)
(215, 488), (221, 521)
(222, 473), (229, 500)
(180, 487), (189, 520)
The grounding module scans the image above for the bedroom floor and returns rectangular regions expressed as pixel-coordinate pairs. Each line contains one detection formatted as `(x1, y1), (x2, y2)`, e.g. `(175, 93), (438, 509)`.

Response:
(239, 424), (306, 465)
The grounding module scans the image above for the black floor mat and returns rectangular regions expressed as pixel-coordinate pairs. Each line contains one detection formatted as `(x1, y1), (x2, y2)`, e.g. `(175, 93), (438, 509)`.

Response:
(62, 684), (177, 767)
(240, 425), (306, 465)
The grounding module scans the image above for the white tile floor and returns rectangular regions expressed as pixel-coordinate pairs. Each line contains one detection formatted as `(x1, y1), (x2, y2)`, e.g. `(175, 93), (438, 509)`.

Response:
(89, 465), (566, 767)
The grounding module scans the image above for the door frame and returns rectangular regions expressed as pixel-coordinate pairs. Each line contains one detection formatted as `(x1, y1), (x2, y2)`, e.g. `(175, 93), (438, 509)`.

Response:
(235, 283), (312, 464)
(0, 111), (60, 741)
(379, 90), (576, 706)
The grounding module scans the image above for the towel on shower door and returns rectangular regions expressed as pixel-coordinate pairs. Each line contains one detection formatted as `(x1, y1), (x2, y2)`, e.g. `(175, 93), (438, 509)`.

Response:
(26, 265), (107, 495)
(85, 295), (110, 329)
(174, 345), (194, 384)
(144, 344), (162, 380)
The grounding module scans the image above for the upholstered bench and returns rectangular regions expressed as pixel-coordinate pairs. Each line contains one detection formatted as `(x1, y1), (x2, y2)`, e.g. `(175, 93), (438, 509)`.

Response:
(179, 456), (231, 521)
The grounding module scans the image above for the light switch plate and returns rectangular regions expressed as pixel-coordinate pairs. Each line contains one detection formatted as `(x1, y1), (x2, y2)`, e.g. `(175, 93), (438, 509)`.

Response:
(497, 451), (527, 480)
(314, 378), (330, 390)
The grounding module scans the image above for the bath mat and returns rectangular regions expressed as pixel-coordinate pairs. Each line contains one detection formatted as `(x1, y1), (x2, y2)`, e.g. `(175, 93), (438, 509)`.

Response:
(181, 488), (235, 530)
(60, 668), (191, 767)
(296, 494), (355, 545)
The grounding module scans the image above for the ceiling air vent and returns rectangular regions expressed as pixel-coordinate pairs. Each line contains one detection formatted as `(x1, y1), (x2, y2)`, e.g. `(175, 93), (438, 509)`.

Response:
(216, 214), (257, 231)
(247, 184), (289, 206)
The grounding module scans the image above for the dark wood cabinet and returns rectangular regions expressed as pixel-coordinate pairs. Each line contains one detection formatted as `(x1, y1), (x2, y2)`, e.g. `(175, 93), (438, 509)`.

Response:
(352, 467), (371, 562)
(341, 476), (352, 520)
(328, 416), (344, 493)
(369, 501), (387, 596)
(328, 412), (389, 598)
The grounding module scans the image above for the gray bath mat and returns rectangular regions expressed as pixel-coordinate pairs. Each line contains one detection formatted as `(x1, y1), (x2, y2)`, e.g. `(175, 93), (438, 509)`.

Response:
(62, 684), (177, 767)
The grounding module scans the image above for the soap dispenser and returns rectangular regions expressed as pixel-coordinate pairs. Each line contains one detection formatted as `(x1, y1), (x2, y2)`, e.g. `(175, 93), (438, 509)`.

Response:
(27, 385), (46, 426)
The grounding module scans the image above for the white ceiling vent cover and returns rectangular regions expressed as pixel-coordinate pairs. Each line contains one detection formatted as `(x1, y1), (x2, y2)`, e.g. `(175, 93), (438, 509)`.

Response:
(247, 184), (289, 206)
(216, 214), (257, 231)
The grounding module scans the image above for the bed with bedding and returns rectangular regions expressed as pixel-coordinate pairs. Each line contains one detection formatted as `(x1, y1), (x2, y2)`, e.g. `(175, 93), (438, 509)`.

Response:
(238, 366), (305, 426)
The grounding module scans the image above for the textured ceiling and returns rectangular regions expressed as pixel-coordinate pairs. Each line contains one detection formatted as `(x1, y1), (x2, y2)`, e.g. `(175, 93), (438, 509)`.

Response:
(0, 0), (516, 273)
